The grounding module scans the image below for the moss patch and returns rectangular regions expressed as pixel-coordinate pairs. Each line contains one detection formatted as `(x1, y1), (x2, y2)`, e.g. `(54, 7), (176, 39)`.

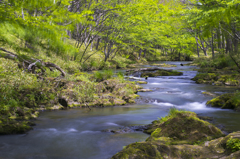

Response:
(141, 70), (183, 77)
(0, 120), (33, 135)
(136, 81), (148, 84)
(151, 63), (177, 67)
(145, 109), (223, 145)
(207, 92), (240, 111)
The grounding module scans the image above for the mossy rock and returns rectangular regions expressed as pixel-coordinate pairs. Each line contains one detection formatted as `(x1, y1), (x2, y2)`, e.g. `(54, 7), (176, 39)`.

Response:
(112, 139), (213, 159)
(225, 79), (239, 86)
(0, 121), (33, 135)
(206, 93), (233, 109)
(112, 142), (163, 159)
(113, 99), (126, 105)
(151, 63), (177, 67)
(145, 111), (224, 145)
(138, 89), (153, 92)
(136, 81), (148, 84)
(129, 94), (140, 99)
(202, 91), (216, 97)
(193, 72), (240, 86)
(205, 131), (240, 155)
(192, 73), (219, 84)
(112, 110), (240, 159)
(94, 99), (113, 107)
(141, 70), (183, 77)
(217, 74), (240, 86)
(135, 85), (143, 89)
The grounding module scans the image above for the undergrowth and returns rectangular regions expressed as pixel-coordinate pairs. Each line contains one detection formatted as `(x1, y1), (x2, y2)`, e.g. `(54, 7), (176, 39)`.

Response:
(194, 54), (238, 69)
(227, 138), (240, 152)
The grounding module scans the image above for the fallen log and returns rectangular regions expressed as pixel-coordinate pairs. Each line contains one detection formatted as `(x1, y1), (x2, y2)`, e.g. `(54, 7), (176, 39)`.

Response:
(0, 48), (66, 77)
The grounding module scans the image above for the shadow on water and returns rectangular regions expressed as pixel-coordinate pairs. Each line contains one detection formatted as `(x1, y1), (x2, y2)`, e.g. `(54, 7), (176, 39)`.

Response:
(0, 61), (239, 159)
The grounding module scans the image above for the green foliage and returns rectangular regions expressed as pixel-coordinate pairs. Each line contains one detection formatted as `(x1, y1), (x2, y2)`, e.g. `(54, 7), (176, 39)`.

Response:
(117, 72), (125, 81)
(94, 70), (114, 82)
(194, 55), (235, 69)
(227, 138), (240, 152)
(45, 69), (61, 78)
(72, 82), (96, 103)
(0, 59), (58, 115)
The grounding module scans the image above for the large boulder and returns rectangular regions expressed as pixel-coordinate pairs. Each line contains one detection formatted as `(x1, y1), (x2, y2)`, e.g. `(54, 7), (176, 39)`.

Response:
(207, 93), (240, 111)
(145, 110), (223, 145)
(111, 109), (240, 159)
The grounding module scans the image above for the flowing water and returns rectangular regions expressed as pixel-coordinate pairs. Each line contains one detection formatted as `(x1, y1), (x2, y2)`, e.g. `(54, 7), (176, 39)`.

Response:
(1, 61), (240, 159)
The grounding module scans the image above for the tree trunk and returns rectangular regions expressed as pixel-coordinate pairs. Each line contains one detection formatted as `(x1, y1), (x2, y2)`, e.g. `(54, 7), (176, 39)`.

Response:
(233, 27), (239, 54)
(203, 48), (208, 56)
(138, 49), (142, 60)
(226, 36), (231, 54)
(143, 49), (146, 58)
(211, 31), (215, 59)
(196, 37), (199, 57)
(90, 40), (93, 51)
(222, 34), (225, 53)
(96, 38), (100, 50)
(22, 8), (25, 20)
(217, 27), (222, 50)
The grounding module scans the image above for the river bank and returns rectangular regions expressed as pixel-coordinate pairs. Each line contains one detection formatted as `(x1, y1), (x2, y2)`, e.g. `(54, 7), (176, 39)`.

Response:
(0, 58), (186, 135)
(0, 61), (240, 159)
(0, 59), (145, 135)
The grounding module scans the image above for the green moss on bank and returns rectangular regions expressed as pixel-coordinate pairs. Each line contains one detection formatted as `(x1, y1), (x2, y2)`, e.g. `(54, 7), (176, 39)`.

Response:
(0, 59), (140, 135)
(192, 73), (240, 86)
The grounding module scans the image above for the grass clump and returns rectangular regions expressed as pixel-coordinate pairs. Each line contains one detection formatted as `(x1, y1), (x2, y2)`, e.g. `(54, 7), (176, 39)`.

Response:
(158, 108), (191, 124)
(94, 70), (114, 82)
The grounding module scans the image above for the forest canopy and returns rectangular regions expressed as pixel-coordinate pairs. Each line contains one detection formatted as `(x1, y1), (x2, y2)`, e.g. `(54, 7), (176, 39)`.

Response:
(0, 0), (239, 67)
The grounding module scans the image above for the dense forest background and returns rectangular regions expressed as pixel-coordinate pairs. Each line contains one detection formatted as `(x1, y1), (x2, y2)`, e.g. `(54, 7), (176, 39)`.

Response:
(0, 0), (239, 71)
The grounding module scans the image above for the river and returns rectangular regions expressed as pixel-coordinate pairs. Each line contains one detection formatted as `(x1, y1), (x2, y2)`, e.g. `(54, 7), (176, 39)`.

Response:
(0, 61), (240, 159)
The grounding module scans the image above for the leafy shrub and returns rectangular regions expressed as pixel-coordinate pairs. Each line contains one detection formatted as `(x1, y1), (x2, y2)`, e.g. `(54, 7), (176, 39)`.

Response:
(0, 59), (58, 114)
(227, 138), (240, 152)
(117, 72), (125, 81)
(72, 82), (96, 103)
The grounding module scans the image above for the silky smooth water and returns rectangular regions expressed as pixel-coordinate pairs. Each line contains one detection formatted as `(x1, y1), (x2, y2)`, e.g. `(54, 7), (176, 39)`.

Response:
(0, 61), (239, 159)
